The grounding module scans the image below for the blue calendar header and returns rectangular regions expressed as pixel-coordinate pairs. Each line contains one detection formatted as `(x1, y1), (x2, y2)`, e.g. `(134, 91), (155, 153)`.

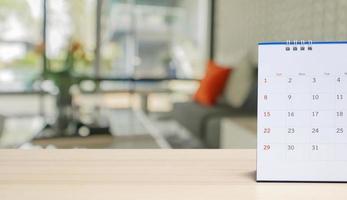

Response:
(259, 41), (347, 45)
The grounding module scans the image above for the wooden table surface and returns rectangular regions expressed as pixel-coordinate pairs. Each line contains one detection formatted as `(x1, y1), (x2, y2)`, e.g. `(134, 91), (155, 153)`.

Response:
(0, 149), (346, 200)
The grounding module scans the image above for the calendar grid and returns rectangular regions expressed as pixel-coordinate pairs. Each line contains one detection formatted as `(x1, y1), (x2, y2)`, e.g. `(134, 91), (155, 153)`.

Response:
(257, 41), (347, 181)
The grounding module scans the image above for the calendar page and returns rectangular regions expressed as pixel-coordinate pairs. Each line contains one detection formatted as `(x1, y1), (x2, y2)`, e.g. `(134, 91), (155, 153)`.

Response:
(257, 41), (347, 182)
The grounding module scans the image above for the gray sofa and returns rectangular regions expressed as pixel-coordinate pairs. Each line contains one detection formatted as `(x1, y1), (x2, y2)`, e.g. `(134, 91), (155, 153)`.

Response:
(172, 70), (257, 148)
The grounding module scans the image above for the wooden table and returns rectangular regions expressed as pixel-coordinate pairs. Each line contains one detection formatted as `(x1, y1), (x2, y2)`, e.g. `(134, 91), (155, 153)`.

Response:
(0, 149), (346, 200)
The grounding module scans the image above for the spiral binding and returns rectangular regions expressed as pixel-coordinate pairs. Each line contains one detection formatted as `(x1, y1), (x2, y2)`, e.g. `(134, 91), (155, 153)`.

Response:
(285, 40), (313, 51)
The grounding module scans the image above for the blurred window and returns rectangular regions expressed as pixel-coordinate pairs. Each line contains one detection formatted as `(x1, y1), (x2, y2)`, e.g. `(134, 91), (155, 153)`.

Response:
(100, 0), (210, 79)
(0, 0), (43, 92)
(46, 0), (96, 75)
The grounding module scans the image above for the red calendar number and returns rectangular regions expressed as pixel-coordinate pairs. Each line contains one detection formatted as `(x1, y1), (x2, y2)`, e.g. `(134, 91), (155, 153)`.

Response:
(264, 128), (271, 133)
(264, 112), (271, 117)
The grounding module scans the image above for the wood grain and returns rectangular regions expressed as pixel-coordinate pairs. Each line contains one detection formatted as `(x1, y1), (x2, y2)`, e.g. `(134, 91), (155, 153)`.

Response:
(0, 149), (346, 200)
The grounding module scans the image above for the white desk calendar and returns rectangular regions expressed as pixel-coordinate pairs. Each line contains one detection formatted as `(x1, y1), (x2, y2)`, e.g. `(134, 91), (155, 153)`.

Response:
(257, 40), (347, 182)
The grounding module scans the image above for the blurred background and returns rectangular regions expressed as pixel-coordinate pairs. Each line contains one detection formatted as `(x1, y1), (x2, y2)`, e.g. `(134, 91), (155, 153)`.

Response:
(0, 0), (346, 149)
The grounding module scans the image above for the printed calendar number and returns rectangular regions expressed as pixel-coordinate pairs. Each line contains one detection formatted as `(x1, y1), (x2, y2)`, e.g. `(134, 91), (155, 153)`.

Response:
(312, 111), (319, 117)
(288, 95), (292, 100)
(288, 112), (295, 117)
(264, 112), (271, 117)
(264, 128), (271, 133)
(312, 145), (319, 151)
(312, 94), (320, 100)
(263, 145), (271, 150)
(336, 128), (344, 134)
(312, 128), (319, 134)
(337, 111), (344, 117)
(288, 128), (295, 134)
(287, 145), (295, 151)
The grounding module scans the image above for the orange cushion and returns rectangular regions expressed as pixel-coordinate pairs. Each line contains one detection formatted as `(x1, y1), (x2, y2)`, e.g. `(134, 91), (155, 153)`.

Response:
(194, 61), (232, 106)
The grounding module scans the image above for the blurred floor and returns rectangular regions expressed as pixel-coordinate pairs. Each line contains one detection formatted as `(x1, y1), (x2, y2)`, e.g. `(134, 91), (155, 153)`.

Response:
(0, 92), (191, 149)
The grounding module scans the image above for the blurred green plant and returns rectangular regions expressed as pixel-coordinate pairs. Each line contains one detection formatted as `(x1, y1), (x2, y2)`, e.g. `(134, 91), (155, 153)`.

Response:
(35, 40), (93, 135)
